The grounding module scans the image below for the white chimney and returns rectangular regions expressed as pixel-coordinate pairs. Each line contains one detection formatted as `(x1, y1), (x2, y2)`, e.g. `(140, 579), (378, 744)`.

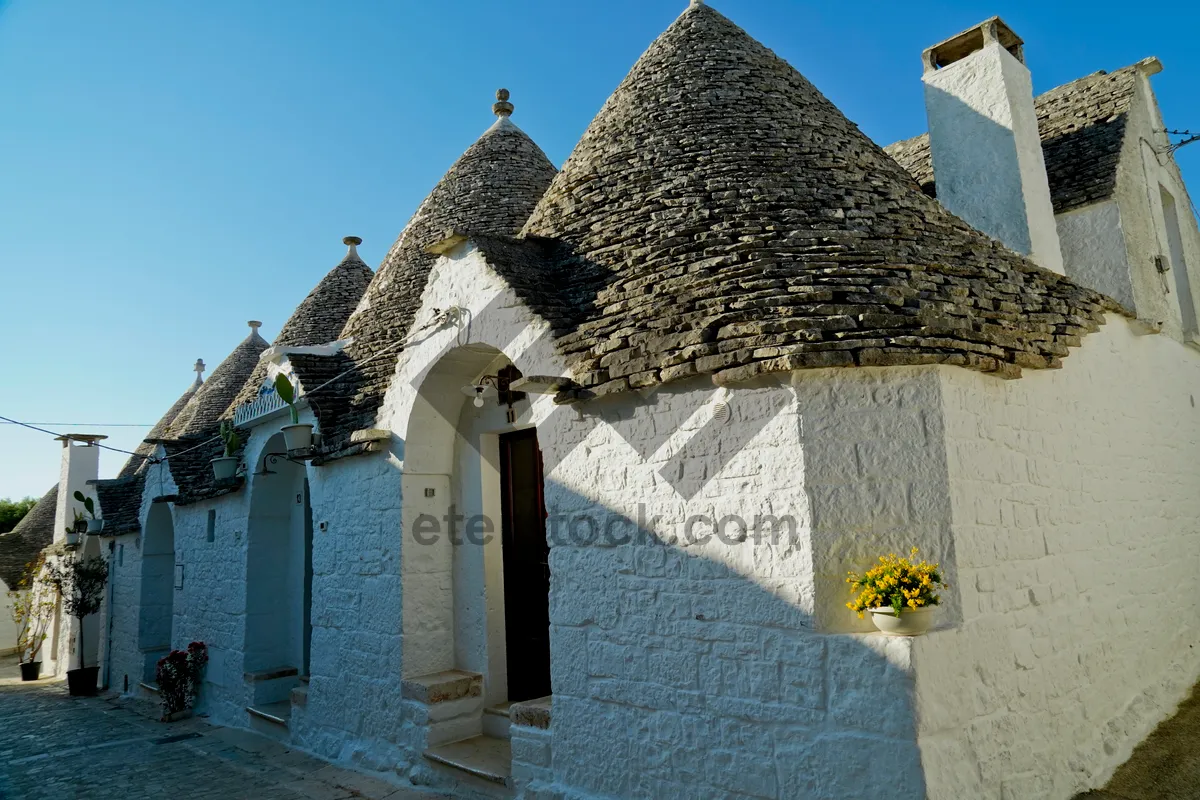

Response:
(922, 17), (1064, 274)
(52, 434), (104, 543)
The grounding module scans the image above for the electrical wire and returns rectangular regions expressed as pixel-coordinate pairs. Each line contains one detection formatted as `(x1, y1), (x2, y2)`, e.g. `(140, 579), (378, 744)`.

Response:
(2, 309), (457, 470)
(0, 415), (148, 458)
(0, 421), (154, 427)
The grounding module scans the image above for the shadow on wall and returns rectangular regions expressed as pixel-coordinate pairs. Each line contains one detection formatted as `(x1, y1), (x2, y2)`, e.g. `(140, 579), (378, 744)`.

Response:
(538, 485), (927, 798)
(923, 83), (1033, 256)
(403, 369), (934, 798)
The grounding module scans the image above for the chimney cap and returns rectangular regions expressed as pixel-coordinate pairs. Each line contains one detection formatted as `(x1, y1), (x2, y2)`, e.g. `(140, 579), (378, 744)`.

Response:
(54, 433), (108, 446)
(923, 17), (1024, 73)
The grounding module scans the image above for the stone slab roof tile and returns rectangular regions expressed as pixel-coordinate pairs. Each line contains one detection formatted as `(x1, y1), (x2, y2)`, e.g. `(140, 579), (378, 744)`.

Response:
(518, 3), (1124, 396)
(168, 325), (270, 437)
(225, 247), (374, 416)
(159, 430), (247, 506)
(883, 65), (1141, 214)
(314, 114), (557, 452)
(0, 484), (58, 589)
(93, 476), (145, 535)
(117, 373), (203, 481)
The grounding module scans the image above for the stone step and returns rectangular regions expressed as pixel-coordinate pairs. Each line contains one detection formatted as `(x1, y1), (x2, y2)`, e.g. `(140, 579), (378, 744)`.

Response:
(244, 666), (300, 706)
(424, 734), (511, 786)
(247, 700), (291, 744)
(482, 702), (513, 740)
(291, 684), (308, 708)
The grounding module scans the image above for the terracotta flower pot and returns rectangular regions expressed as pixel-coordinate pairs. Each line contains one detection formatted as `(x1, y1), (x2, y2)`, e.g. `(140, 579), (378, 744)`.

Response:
(868, 606), (936, 636)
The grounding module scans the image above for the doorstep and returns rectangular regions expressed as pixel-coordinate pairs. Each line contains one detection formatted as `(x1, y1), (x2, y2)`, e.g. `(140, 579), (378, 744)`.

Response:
(510, 696), (551, 730)
(401, 669), (482, 704)
(424, 734), (511, 786)
(247, 700), (291, 728)
(243, 666), (300, 683)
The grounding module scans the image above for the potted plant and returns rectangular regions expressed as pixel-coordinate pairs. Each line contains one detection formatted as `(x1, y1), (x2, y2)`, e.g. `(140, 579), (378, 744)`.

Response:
(156, 641), (208, 721)
(211, 420), (240, 481)
(73, 491), (104, 534)
(65, 510), (86, 546)
(275, 373), (314, 452)
(847, 547), (948, 636)
(43, 554), (109, 696)
(7, 555), (54, 681)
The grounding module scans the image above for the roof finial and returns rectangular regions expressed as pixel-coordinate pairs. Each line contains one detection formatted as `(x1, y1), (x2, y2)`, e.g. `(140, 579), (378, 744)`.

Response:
(493, 88), (514, 118)
(343, 235), (362, 261)
(690, 0), (705, 5)
(193, 358), (206, 379)
(248, 320), (262, 336)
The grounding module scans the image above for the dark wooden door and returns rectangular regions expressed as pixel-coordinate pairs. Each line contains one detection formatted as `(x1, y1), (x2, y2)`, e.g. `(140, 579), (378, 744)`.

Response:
(499, 428), (552, 702)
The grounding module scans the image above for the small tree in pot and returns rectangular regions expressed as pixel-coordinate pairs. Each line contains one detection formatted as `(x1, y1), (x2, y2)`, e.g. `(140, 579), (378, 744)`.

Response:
(7, 554), (55, 680)
(44, 555), (109, 695)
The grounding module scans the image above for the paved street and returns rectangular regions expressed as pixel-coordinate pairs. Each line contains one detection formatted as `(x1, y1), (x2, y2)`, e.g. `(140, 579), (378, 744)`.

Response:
(0, 656), (444, 800)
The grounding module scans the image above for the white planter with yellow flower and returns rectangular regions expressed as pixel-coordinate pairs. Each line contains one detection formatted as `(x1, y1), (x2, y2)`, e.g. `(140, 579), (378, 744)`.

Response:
(847, 548), (948, 637)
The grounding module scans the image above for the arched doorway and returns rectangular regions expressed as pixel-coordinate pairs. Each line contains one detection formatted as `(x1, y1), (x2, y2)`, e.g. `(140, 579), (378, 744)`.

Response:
(245, 433), (313, 676)
(138, 503), (175, 681)
(402, 344), (550, 706)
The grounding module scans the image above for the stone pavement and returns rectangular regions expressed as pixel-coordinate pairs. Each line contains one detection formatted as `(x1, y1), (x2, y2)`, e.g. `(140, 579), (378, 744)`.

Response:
(0, 667), (448, 800)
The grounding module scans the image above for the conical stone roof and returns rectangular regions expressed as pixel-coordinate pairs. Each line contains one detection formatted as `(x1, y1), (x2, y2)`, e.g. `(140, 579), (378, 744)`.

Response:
(118, 362), (204, 480)
(522, 3), (1122, 393)
(0, 484), (58, 589)
(91, 363), (205, 536)
(168, 323), (270, 437)
(318, 106), (556, 446)
(225, 241), (374, 415)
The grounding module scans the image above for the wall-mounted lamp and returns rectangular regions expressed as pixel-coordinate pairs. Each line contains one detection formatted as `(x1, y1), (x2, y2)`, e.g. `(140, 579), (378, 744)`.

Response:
(461, 380), (499, 408)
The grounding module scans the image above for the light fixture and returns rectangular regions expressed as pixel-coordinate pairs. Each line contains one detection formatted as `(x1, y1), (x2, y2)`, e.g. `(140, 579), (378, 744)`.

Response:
(461, 381), (499, 409)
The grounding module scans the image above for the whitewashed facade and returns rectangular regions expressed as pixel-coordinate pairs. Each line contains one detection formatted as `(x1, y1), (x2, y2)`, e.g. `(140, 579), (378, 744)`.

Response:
(9, 5), (1194, 800)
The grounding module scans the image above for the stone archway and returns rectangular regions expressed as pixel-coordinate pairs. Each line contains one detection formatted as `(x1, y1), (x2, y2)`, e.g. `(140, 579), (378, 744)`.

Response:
(402, 343), (549, 708)
(244, 432), (313, 677)
(138, 503), (175, 681)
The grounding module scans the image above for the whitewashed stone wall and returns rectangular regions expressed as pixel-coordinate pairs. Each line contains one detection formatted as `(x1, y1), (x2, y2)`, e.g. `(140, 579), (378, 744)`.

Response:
(390, 248), (935, 799)
(0, 585), (18, 655)
(913, 316), (1200, 799)
(91, 241), (1200, 799)
(98, 458), (178, 695)
(296, 450), (405, 769)
(1110, 69), (1200, 340)
(1057, 201), (1137, 311)
(104, 531), (144, 692)
(172, 486), (255, 724)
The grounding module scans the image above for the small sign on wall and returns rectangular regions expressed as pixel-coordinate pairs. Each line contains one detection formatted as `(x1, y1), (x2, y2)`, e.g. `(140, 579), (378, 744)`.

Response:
(174, 563), (184, 590)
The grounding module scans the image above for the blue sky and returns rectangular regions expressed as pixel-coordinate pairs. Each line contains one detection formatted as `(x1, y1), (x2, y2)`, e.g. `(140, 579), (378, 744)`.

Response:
(1, 0), (1198, 500)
